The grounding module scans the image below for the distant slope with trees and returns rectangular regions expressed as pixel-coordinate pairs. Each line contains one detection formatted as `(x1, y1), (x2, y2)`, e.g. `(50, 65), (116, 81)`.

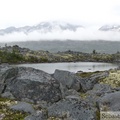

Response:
(0, 44), (120, 64)
(0, 40), (120, 54)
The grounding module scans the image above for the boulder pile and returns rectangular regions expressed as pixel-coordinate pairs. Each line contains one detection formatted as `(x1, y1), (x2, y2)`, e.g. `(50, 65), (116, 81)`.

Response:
(0, 64), (119, 120)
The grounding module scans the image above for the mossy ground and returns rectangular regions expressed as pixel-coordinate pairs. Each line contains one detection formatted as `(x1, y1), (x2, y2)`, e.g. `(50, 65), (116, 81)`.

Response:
(99, 69), (120, 88)
(0, 97), (28, 120)
(80, 92), (88, 99)
(1, 45), (120, 64)
(76, 71), (102, 78)
(96, 110), (100, 120)
(48, 117), (62, 120)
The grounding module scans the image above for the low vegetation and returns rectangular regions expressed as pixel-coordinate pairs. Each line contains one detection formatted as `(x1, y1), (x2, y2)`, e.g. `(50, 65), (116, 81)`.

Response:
(0, 50), (24, 63)
(0, 97), (28, 120)
(76, 71), (102, 78)
(99, 69), (120, 88)
(0, 45), (120, 64)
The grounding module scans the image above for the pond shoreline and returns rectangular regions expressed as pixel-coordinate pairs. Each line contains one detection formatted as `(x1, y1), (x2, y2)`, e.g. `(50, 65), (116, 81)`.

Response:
(14, 62), (119, 74)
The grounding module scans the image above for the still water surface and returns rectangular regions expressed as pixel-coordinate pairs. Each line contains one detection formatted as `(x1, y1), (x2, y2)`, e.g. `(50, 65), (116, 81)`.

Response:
(16, 62), (119, 74)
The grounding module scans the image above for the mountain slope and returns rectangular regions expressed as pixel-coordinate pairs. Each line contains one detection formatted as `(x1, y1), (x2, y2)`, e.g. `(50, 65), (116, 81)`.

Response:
(1, 40), (120, 54)
(99, 25), (120, 31)
(0, 21), (84, 35)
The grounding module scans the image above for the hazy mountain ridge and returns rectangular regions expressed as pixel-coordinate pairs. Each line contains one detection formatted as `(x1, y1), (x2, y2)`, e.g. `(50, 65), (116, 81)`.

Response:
(0, 21), (83, 35)
(1, 40), (120, 54)
(99, 24), (120, 31)
(0, 21), (120, 41)
(1, 21), (120, 35)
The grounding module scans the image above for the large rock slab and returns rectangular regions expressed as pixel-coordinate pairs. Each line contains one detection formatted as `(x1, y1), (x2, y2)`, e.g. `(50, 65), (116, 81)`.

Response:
(2, 67), (62, 104)
(0, 64), (16, 94)
(80, 72), (109, 92)
(53, 69), (81, 91)
(85, 84), (113, 104)
(98, 91), (120, 111)
(48, 96), (98, 120)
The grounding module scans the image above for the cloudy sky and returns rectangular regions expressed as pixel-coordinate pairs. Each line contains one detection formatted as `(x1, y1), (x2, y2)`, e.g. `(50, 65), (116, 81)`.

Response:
(0, 0), (120, 28)
(0, 0), (120, 42)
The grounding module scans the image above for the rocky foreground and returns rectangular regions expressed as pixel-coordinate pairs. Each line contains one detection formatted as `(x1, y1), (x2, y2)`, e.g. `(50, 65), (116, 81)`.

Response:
(0, 64), (120, 120)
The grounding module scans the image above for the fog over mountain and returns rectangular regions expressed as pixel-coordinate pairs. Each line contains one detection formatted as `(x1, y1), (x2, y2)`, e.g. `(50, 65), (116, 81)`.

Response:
(0, 21), (83, 35)
(0, 21), (120, 42)
(99, 25), (120, 31)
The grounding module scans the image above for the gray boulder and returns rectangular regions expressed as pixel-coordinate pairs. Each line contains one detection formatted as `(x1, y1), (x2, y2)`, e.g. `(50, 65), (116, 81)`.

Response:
(64, 89), (81, 100)
(0, 64), (13, 94)
(98, 91), (120, 111)
(2, 67), (62, 104)
(64, 89), (80, 97)
(1, 91), (15, 99)
(0, 66), (18, 91)
(85, 84), (113, 104)
(48, 96), (98, 120)
(87, 83), (113, 96)
(80, 72), (109, 91)
(53, 69), (81, 91)
(10, 102), (35, 114)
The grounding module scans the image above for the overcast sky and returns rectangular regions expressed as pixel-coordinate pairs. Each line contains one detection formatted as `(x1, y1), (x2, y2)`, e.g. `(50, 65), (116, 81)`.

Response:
(0, 0), (120, 42)
(0, 0), (120, 28)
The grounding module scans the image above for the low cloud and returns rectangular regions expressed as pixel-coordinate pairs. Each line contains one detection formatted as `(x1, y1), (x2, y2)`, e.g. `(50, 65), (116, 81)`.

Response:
(0, 28), (120, 42)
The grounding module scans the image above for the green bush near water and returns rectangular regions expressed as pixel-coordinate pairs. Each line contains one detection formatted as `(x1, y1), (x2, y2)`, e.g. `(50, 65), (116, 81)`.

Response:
(0, 50), (24, 63)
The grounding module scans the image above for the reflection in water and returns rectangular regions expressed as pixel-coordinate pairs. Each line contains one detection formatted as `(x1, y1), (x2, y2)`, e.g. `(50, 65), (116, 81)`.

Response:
(15, 62), (119, 74)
